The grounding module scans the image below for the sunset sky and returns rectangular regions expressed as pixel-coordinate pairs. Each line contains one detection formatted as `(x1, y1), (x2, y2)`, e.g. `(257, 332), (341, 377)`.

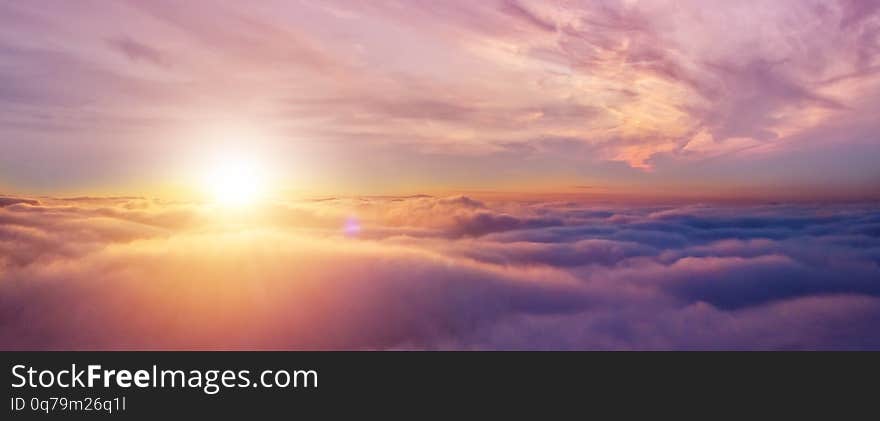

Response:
(2, 1), (880, 350)
(1, 0), (878, 199)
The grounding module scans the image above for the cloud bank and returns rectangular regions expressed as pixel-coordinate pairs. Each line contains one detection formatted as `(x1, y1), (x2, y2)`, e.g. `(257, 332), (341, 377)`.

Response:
(1, 195), (878, 349)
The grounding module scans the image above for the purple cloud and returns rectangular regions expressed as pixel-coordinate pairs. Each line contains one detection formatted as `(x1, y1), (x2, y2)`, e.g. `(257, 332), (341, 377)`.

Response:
(106, 36), (167, 67)
(1, 196), (879, 349)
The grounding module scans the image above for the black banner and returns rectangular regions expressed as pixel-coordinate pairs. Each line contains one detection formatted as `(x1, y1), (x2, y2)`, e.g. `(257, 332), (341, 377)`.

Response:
(2, 352), (875, 419)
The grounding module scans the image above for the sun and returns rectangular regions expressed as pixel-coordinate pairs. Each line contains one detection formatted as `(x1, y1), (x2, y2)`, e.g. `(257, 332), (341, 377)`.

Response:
(202, 156), (269, 207)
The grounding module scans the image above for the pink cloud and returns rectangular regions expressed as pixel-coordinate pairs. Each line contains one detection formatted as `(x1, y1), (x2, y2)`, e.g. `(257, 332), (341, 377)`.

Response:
(2, 1), (878, 193)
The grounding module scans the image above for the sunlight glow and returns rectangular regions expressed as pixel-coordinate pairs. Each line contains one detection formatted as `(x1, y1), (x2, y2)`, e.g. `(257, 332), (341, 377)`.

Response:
(203, 155), (269, 207)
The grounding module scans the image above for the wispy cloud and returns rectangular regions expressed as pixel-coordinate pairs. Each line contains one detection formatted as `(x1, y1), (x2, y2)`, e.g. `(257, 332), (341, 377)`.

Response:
(0, 1), (878, 194)
(106, 36), (167, 67)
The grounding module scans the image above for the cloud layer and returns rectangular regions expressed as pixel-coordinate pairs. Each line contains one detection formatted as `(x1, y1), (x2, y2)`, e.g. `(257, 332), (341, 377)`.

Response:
(1, 195), (879, 349)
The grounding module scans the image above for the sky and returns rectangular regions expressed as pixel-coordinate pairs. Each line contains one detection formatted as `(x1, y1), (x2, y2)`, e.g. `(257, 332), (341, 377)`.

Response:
(0, 0), (878, 198)
(2, 1), (880, 350)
